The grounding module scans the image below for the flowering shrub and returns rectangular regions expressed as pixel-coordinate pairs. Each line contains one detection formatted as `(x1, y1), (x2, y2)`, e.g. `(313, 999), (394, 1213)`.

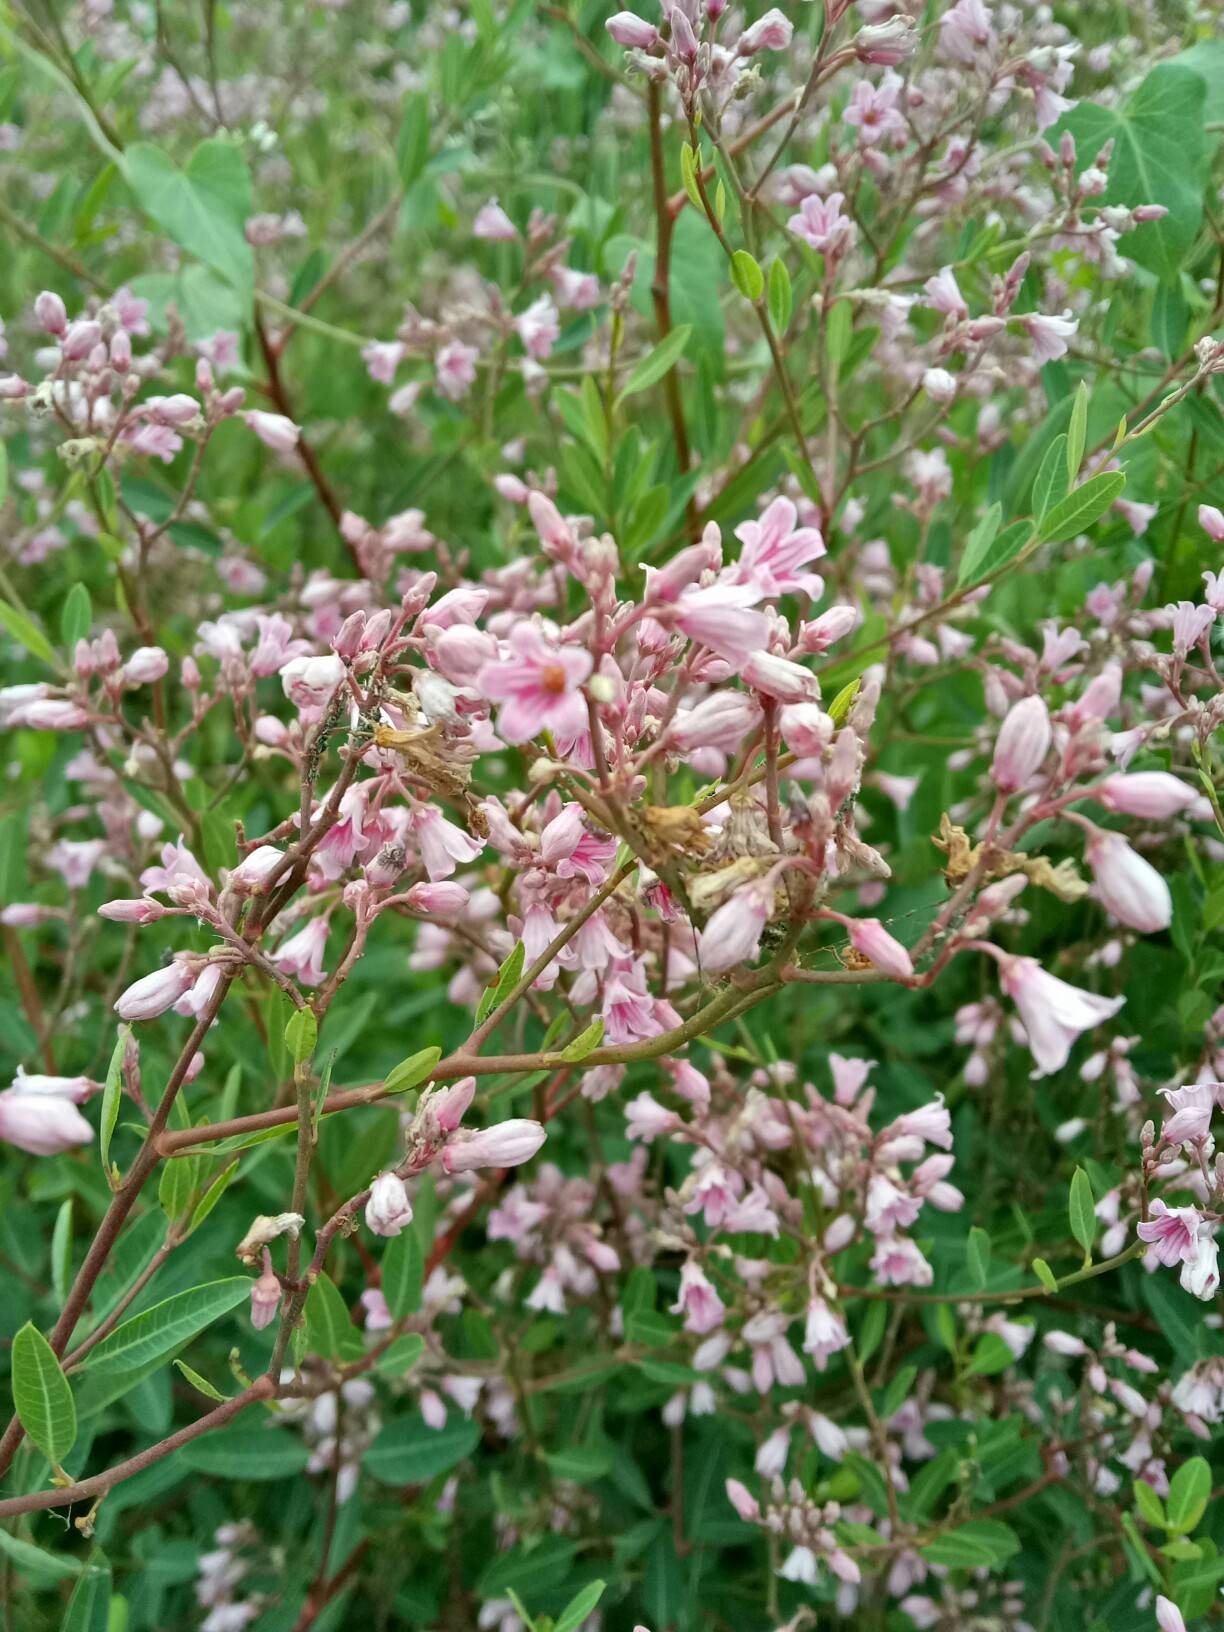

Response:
(0, 0), (1223, 1628)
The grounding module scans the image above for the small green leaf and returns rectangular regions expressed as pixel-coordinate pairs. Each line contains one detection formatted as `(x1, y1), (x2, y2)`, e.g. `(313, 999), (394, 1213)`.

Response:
(767, 256), (792, 335)
(83, 1278), (249, 1380)
(955, 502), (1001, 587)
(187, 1159), (238, 1235)
(0, 1524), (83, 1581)
(60, 584), (92, 652)
(966, 1226), (991, 1290)
(174, 1359), (229, 1402)
(966, 1331), (1016, 1377)
(284, 1006), (317, 1064)
(559, 1018), (604, 1062)
(59, 1553), (111, 1632)
(1039, 471), (1126, 543)
(396, 91), (431, 188)
(679, 143), (702, 212)
(304, 1273), (363, 1360)
(0, 598), (57, 667)
(99, 1025), (128, 1179)
(730, 249), (764, 302)
(617, 326), (692, 404)
(382, 1227), (423, 1320)
(1032, 434), (1069, 520)
(1069, 1167), (1096, 1259)
(1167, 1456), (1211, 1536)
(1066, 381), (1089, 482)
(384, 1046), (441, 1095)
(51, 1198), (73, 1306)
(1133, 1477), (1167, 1529)
(827, 677), (860, 727)
(554, 1580), (606, 1632)
(477, 941), (526, 1023)
(1032, 1257), (1058, 1293)
(374, 1333), (426, 1377)
(11, 1322), (76, 1466)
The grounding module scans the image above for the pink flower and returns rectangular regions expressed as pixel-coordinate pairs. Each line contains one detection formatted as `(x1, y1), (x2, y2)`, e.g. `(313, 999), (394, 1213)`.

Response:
(442, 1118), (546, 1172)
(1021, 311), (1077, 363)
(939, 0), (994, 64)
(365, 1172), (414, 1236)
(669, 693), (763, 753)
(473, 198), (518, 240)
(361, 340), (404, 384)
(115, 960), (200, 1021)
(1095, 772), (1196, 818)
(742, 650), (821, 703)
(405, 881), (470, 915)
(843, 74), (906, 146)
(731, 497), (826, 598)
(673, 584), (771, 664)
(1199, 504), (1224, 542)
(435, 340), (478, 401)
(848, 918), (914, 981)
(699, 879), (773, 973)
(227, 845), (285, 892)
(624, 1091), (676, 1142)
(737, 8), (792, 54)
(1156, 1598), (1187, 1632)
(409, 806), (484, 881)
(870, 1235), (933, 1286)
(725, 1478), (761, 1523)
(672, 1260), (726, 1333)
(244, 411), (301, 452)
(477, 623), (592, 745)
(271, 917), (330, 987)
(515, 295), (560, 360)
(250, 1249), (282, 1331)
(605, 10), (657, 48)
(1138, 1200), (1206, 1267)
(923, 266), (968, 320)
(991, 695), (1051, 792)
(787, 192), (856, 258)
(0, 1069), (97, 1154)
(996, 953), (1124, 1076)
(1085, 829), (1171, 933)
(1159, 1083), (1220, 1146)
(35, 290), (66, 335)
(123, 646), (169, 685)
(802, 1298), (850, 1370)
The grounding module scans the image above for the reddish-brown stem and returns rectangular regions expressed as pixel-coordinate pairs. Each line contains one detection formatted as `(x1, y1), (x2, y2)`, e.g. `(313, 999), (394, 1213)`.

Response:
(647, 79), (697, 538)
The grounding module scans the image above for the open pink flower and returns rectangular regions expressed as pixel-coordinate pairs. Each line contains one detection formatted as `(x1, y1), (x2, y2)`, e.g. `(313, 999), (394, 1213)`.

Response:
(996, 953), (1124, 1076)
(477, 623), (592, 745)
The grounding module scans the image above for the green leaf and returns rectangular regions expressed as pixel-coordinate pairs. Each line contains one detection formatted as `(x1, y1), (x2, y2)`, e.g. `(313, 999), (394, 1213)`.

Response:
(554, 1581), (606, 1632)
(284, 1006), (317, 1063)
(543, 1443), (614, 1483)
(381, 1227), (424, 1320)
(966, 1331), (1016, 1377)
(51, 1198), (73, 1306)
(476, 941), (526, 1023)
(1033, 435), (1069, 521)
(60, 1554), (111, 1632)
(0, 1523), (84, 1581)
(173, 1359), (229, 1402)
(83, 1278), (249, 1380)
(188, 1159), (238, 1235)
(1066, 382), (1089, 482)
(122, 139), (253, 297)
(396, 92), (431, 188)
(364, 1413), (481, 1484)
(374, 1333), (426, 1377)
(11, 1322), (76, 1466)
(384, 1045), (441, 1094)
(1032, 1257), (1058, 1293)
(60, 584), (92, 652)
(99, 1026), (128, 1179)
(1167, 1457), (1211, 1536)
(1054, 65), (1209, 281)
(1038, 471), (1127, 544)
(921, 1520), (1019, 1570)
(558, 1018), (604, 1062)
(1133, 1477), (1167, 1529)
(0, 598), (57, 667)
(617, 325), (692, 403)
(679, 143), (702, 212)
(730, 249), (764, 302)
(1068, 1167), (1096, 1258)
(966, 1226), (991, 1289)
(956, 503), (1001, 587)
(767, 256), (792, 335)
(182, 1422), (310, 1480)
(827, 676), (861, 727)
(958, 517), (1032, 590)
(304, 1273), (363, 1360)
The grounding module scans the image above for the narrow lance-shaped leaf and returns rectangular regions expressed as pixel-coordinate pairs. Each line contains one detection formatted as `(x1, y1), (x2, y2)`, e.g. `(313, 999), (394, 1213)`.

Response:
(11, 1322), (76, 1467)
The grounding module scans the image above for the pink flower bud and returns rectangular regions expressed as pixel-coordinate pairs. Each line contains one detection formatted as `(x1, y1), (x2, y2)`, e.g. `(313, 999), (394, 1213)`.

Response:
(61, 319), (101, 360)
(114, 960), (198, 1021)
(123, 646), (169, 686)
(332, 611), (366, 658)
(0, 904), (53, 927)
(35, 290), (67, 335)
(442, 1118), (546, 1173)
(605, 10), (657, 48)
(725, 1475), (762, 1524)
(405, 881), (470, 915)
(227, 845), (285, 892)
(1095, 772), (1196, 819)
(1085, 829), (1171, 933)
(741, 650), (821, 703)
(738, 7), (792, 54)
(848, 919), (914, 980)
(991, 695), (1051, 792)
(244, 410), (301, 452)
(10, 700), (88, 730)
(250, 1248), (282, 1330)
(365, 1171), (414, 1236)
(110, 330), (132, 373)
(98, 898), (167, 924)
(144, 394), (201, 426)
(433, 1076), (476, 1133)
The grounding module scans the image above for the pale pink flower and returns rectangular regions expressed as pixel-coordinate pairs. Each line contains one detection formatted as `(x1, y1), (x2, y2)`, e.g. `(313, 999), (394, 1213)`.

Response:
(731, 497), (826, 597)
(939, 0), (994, 64)
(1021, 311), (1077, 363)
(1095, 772), (1196, 819)
(477, 623), (591, 745)
(673, 584), (771, 664)
(473, 198), (518, 241)
(515, 295), (560, 360)
(244, 411), (300, 452)
(0, 1069), (97, 1154)
(737, 8), (792, 54)
(442, 1118), (546, 1172)
(365, 1172), (414, 1236)
(1159, 1083), (1219, 1146)
(249, 1248), (282, 1331)
(997, 953), (1124, 1076)
(1085, 829), (1171, 933)
(991, 695), (1051, 791)
(409, 806), (484, 881)
(848, 918), (914, 980)
(435, 340), (478, 401)
(672, 1260), (726, 1334)
(923, 266), (968, 320)
(725, 1478), (761, 1523)
(787, 192), (856, 257)
(605, 10), (657, 48)
(843, 74), (906, 146)
(115, 960), (199, 1020)
(1156, 1597), (1187, 1632)
(699, 879), (773, 973)
(271, 917), (330, 987)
